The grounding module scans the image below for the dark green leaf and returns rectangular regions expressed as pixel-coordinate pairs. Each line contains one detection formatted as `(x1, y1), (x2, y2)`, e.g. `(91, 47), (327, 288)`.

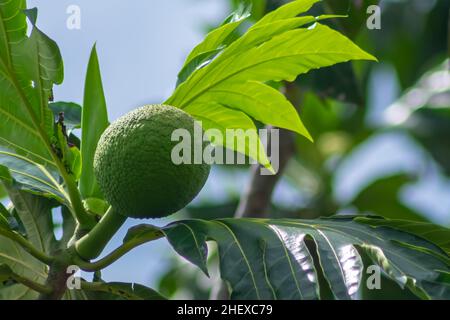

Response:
(0, 234), (47, 299)
(356, 217), (450, 256)
(164, 217), (450, 300)
(0, 2), (57, 167)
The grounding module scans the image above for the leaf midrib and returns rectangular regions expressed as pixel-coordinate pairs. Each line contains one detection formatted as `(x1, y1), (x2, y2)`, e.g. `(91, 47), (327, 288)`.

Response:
(215, 220), (262, 300)
(0, 6), (13, 68)
(177, 51), (366, 109)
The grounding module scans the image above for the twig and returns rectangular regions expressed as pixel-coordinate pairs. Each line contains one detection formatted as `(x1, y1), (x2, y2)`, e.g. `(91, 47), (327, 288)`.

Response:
(73, 232), (164, 272)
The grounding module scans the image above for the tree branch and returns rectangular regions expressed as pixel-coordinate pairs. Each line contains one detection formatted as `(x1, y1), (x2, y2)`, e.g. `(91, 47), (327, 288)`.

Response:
(73, 232), (164, 272)
(236, 82), (299, 217)
(235, 127), (295, 218)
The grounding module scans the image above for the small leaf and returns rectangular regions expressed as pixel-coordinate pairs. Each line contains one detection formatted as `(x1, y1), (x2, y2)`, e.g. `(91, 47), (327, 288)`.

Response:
(123, 224), (163, 244)
(166, 0), (376, 168)
(356, 217), (450, 256)
(49, 102), (82, 133)
(82, 198), (109, 216)
(80, 44), (109, 200)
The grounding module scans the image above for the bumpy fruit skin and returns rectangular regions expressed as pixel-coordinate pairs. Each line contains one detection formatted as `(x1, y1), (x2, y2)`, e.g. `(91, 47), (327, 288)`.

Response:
(94, 104), (210, 219)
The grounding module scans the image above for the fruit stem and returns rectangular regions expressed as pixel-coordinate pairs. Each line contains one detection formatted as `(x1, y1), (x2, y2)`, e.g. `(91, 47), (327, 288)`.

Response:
(75, 207), (127, 261)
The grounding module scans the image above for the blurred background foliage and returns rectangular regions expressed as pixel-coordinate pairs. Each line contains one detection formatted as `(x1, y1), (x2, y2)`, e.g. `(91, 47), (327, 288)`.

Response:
(156, 0), (450, 299)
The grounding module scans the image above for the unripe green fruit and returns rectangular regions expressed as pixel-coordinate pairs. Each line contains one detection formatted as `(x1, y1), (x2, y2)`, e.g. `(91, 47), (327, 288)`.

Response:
(93, 104), (210, 219)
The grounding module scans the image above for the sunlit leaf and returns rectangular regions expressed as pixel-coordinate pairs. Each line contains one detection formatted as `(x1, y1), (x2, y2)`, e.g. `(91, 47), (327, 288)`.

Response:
(166, 0), (376, 168)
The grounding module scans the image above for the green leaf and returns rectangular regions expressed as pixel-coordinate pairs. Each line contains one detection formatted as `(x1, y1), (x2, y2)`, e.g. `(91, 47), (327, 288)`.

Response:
(176, 48), (223, 88)
(49, 102), (82, 134)
(166, 0), (376, 168)
(186, 102), (272, 168)
(0, 171), (55, 299)
(254, 0), (319, 26)
(1, 177), (57, 254)
(0, 232), (47, 299)
(80, 45), (109, 200)
(355, 217), (450, 256)
(20, 8), (64, 120)
(82, 197), (109, 216)
(0, 149), (68, 203)
(79, 281), (166, 300)
(67, 145), (81, 180)
(163, 217), (450, 300)
(194, 80), (310, 138)
(176, 5), (251, 87)
(0, 2), (58, 167)
(0, 263), (13, 283)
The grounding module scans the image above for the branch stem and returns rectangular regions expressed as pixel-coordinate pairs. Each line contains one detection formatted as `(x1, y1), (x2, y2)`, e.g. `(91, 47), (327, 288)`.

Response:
(75, 207), (127, 261)
(74, 231), (164, 272)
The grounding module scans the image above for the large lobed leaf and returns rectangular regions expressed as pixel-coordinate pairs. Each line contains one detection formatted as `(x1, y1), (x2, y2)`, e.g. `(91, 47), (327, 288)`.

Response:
(0, 4), (76, 203)
(0, 4), (61, 166)
(163, 217), (450, 300)
(166, 0), (376, 168)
